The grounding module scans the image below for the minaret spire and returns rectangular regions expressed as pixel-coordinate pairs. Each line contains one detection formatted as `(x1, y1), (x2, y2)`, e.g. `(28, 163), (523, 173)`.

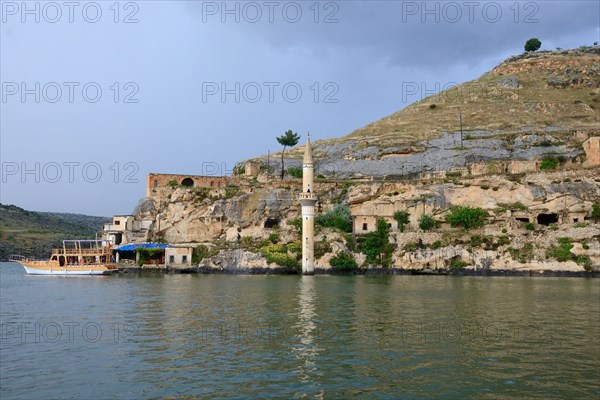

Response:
(299, 132), (317, 275)
(304, 132), (313, 164)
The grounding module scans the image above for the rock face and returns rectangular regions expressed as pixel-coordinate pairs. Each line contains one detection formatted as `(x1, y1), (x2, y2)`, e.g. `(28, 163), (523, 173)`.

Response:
(128, 166), (600, 273)
(198, 250), (269, 271)
(249, 130), (589, 180)
(148, 186), (301, 243)
(116, 47), (600, 274)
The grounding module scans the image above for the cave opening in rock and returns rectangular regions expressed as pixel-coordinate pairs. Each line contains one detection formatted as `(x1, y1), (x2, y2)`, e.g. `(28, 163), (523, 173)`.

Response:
(537, 213), (558, 225)
(516, 217), (530, 223)
(264, 218), (280, 228)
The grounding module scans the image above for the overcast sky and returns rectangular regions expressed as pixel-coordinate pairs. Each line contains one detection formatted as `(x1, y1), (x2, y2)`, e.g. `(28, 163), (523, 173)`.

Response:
(1, 0), (598, 216)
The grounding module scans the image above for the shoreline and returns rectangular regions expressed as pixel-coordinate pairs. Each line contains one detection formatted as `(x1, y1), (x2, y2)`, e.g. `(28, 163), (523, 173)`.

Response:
(118, 265), (600, 278)
(2, 262), (598, 277)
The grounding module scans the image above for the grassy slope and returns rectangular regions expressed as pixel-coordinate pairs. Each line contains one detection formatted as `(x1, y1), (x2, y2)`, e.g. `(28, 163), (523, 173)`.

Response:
(283, 47), (600, 157)
(0, 204), (109, 259)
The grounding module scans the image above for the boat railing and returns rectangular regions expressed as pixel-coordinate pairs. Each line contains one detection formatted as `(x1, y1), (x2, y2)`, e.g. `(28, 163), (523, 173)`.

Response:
(9, 254), (27, 261)
(52, 248), (112, 256)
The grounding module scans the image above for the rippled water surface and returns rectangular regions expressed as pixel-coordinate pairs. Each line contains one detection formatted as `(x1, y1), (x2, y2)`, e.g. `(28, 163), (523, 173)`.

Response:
(1, 262), (599, 399)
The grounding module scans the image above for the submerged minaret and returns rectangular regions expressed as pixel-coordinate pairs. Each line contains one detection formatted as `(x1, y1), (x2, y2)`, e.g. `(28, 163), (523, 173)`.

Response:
(299, 133), (317, 275)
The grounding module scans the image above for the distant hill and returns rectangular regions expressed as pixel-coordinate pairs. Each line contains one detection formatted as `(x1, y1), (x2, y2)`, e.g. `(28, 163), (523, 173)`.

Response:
(0, 204), (109, 260)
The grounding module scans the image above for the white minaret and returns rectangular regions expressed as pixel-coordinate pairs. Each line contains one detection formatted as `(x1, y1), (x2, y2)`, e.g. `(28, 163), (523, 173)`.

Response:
(299, 133), (317, 275)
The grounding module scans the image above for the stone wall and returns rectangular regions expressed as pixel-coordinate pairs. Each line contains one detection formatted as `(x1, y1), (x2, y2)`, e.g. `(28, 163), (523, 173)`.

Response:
(146, 173), (229, 197)
(583, 137), (600, 167)
(165, 247), (193, 266)
(244, 161), (260, 177)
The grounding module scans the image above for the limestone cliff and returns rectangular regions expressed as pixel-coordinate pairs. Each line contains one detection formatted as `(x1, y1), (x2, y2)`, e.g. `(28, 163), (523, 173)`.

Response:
(123, 47), (600, 274)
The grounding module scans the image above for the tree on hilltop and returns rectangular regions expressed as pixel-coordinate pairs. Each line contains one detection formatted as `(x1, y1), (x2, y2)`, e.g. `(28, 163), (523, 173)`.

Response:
(276, 130), (300, 180)
(524, 38), (542, 52)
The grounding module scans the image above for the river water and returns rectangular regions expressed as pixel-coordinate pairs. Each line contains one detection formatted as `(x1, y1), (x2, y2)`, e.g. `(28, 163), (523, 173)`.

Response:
(1, 262), (599, 399)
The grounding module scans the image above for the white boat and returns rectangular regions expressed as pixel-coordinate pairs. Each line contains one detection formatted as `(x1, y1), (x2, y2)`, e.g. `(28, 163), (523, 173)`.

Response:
(11, 240), (118, 275)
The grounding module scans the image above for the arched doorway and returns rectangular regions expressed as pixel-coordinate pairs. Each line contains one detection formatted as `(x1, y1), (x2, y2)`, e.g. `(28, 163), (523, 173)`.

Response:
(181, 178), (194, 187)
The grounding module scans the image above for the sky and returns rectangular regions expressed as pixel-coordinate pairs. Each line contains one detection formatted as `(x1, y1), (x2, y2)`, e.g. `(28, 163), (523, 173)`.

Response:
(1, 0), (598, 217)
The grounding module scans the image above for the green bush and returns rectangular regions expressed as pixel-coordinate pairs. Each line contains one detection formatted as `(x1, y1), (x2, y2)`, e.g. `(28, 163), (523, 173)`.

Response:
(403, 242), (419, 252)
(268, 232), (280, 244)
(192, 245), (218, 264)
(287, 240), (302, 254)
(330, 252), (358, 271)
(260, 243), (287, 254)
(446, 206), (489, 230)
(418, 214), (437, 231)
(470, 234), (483, 248)
(240, 236), (254, 248)
(575, 256), (592, 272)
(289, 218), (302, 232)
(168, 180), (178, 187)
(544, 238), (591, 271)
(260, 243), (300, 270)
(316, 204), (353, 233)
(540, 157), (559, 170)
(508, 243), (534, 263)
(547, 237), (573, 261)
(592, 204), (600, 222)
(361, 219), (394, 267)
(287, 166), (303, 178)
(263, 251), (300, 270)
(344, 234), (358, 252)
(315, 240), (332, 259)
(524, 37), (542, 52)
(429, 240), (442, 250)
(393, 210), (410, 232)
(224, 185), (240, 198)
(525, 222), (535, 230)
(450, 259), (469, 269)
(496, 235), (510, 247)
(498, 202), (527, 212)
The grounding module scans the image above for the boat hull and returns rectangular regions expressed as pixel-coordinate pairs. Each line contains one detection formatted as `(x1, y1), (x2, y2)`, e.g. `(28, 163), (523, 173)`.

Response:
(21, 262), (118, 276)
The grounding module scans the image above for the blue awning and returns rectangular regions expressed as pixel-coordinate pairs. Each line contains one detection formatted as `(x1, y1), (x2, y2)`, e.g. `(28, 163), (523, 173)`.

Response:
(113, 243), (171, 251)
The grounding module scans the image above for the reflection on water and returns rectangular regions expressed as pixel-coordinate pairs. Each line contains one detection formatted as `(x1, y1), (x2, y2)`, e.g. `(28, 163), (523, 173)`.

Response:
(1, 263), (599, 399)
(292, 276), (320, 387)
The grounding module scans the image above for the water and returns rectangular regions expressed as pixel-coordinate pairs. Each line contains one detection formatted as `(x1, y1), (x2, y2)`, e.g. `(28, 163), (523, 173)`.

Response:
(1, 262), (599, 399)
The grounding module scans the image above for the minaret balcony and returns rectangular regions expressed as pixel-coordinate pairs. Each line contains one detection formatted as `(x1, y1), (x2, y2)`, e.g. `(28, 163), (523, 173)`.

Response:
(299, 192), (316, 201)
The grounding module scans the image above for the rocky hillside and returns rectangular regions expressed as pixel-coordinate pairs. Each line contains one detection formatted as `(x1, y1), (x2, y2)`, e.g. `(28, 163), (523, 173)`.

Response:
(127, 46), (600, 274)
(244, 46), (599, 179)
(0, 204), (109, 260)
